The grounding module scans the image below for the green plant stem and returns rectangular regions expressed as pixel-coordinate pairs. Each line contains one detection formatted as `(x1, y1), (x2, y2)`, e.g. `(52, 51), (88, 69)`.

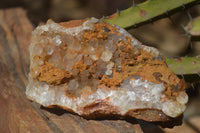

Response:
(166, 57), (200, 75)
(185, 16), (200, 36)
(104, 0), (199, 29)
(104, 0), (200, 76)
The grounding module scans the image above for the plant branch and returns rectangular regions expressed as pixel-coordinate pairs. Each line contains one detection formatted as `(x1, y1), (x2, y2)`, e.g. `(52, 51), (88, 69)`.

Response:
(104, 0), (199, 29)
(166, 56), (200, 75)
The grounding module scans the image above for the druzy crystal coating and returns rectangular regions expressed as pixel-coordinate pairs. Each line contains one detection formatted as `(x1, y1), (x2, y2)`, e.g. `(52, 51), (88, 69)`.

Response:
(26, 18), (188, 121)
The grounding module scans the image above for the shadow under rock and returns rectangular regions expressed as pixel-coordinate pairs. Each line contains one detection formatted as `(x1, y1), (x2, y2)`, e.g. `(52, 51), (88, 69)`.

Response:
(137, 120), (165, 133)
(40, 105), (183, 131)
(40, 105), (138, 124)
(40, 105), (70, 116)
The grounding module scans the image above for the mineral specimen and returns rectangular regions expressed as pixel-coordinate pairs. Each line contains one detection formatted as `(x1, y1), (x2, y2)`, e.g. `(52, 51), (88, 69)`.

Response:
(26, 18), (188, 121)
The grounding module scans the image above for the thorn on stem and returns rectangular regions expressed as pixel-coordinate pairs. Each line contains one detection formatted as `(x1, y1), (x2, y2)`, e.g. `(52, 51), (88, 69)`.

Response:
(180, 24), (185, 31)
(181, 4), (186, 10)
(165, 10), (170, 16)
(197, 73), (200, 78)
(186, 11), (193, 21)
(133, 0), (135, 7)
(100, 16), (105, 21)
(186, 33), (191, 41)
(191, 83), (195, 90)
(181, 74), (185, 80)
(180, 24), (187, 33)
(180, 24), (191, 38)
(186, 35), (191, 47)
(116, 9), (121, 16)
(165, 10), (178, 27)
(168, 17), (177, 27)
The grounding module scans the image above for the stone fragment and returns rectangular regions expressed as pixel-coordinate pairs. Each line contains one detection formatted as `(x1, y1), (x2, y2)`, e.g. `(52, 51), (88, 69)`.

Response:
(26, 18), (188, 122)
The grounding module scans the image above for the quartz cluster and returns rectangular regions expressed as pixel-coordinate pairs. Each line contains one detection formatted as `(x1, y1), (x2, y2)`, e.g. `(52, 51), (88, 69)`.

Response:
(26, 18), (188, 121)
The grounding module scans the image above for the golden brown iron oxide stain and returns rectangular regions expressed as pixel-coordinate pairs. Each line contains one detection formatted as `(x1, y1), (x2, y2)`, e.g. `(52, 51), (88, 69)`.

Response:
(36, 20), (185, 99)
(38, 62), (72, 85)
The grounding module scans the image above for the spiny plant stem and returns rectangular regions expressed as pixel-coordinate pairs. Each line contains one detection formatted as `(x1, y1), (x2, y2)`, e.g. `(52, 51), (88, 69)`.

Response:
(166, 57), (200, 75)
(185, 16), (200, 37)
(104, 0), (200, 75)
(104, 0), (199, 29)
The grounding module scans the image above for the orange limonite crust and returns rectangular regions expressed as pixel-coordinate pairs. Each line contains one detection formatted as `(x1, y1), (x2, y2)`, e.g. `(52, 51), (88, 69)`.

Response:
(26, 18), (188, 122)
(35, 21), (184, 99)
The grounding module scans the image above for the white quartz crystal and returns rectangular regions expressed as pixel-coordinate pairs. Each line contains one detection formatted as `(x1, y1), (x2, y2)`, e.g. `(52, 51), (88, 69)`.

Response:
(26, 78), (187, 118)
(26, 18), (188, 120)
(53, 35), (62, 46)
(105, 62), (114, 75)
(101, 50), (112, 62)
